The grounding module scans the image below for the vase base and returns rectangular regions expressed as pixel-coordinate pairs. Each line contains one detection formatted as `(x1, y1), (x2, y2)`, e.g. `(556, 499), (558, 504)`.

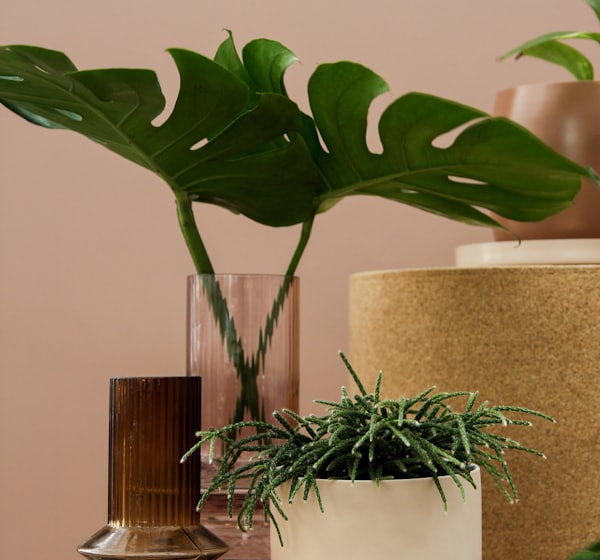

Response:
(78, 524), (229, 560)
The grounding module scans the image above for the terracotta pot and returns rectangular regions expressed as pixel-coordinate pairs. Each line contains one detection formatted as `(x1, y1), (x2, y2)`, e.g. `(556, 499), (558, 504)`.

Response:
(270, 467), (482, 560)
(493, 81), (600, 240)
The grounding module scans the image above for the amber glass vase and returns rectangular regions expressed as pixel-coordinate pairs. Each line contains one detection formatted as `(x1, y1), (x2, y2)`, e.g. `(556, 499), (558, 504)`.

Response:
(78, 376), (228, 560)
(186, 274), (300, 560)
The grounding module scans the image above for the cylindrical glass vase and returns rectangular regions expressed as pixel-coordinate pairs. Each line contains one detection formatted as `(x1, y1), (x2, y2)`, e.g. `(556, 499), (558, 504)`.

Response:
(78, 376), (228, 560)
(187, 274), (300, 560)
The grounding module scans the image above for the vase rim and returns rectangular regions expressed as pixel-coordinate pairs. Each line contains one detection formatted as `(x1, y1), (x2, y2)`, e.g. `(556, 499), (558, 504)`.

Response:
(187, 273), (298, 279)
(109, 375), (194, 382)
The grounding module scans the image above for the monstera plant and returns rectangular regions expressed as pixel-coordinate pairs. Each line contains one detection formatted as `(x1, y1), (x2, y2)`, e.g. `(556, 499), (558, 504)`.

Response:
(0, 33), (595, 426)
(0, 33), (593, 275)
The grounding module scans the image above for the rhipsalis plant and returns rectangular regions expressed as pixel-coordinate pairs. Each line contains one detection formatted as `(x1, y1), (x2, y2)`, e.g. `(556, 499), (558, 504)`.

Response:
(181, 352), (554, 545)
(499, 0), (600, 79)
(0, 33), (594, 425)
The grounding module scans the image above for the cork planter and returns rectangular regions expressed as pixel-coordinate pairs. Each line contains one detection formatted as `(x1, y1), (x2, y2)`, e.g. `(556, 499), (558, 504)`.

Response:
(270, 468), (482, 560)
(349, 266), (600, 560)
(493, 81), (600, 240)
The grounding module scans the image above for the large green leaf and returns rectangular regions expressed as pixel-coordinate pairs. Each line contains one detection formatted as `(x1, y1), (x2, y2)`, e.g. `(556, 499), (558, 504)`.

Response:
(0, 44), (318, 228)
(219, 36), (589, 229)
(306, 61), (587, 226)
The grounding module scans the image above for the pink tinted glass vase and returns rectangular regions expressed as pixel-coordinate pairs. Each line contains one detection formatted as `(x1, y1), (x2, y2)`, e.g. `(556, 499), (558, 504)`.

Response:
(186, 274), (300, 559)
(78, 376), (228, 560)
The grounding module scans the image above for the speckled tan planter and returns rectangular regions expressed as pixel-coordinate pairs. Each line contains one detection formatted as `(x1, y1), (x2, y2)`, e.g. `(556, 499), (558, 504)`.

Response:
(349, 266), (600, 560)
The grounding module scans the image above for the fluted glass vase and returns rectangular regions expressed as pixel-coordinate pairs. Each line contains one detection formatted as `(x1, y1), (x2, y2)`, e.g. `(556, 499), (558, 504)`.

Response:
(78, 376), (228, 560)
(187, 274), (300, 560)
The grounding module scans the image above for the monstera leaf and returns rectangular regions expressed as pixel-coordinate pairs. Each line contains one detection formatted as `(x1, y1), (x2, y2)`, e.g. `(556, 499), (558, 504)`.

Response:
(0, 35), (594, 274)
(0, 44), (318, 230)
(306, 61), (586, 224)
(228, 35), (589, 228)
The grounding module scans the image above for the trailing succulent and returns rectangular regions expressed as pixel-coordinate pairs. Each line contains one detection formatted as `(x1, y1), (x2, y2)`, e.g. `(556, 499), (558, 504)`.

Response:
(182, 352), (553, 544)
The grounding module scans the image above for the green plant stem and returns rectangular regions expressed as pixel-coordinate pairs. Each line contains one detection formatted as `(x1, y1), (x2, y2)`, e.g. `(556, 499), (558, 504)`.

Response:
(175, 193), (214, 274)
(178, 190), (310, 427)
(285, 215), (316, 277)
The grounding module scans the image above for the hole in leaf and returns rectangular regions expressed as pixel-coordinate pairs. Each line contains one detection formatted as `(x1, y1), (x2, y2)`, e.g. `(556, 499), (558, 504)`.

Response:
(33, 64), (49, 75)
(365, 92), (390, 155)
(431, 117), (486, 149)
(151, 55), (179, 127)
(448, 176), (488, 186)
(313, 125), (330, 155)
(0, 74), (24, 82)
(54, 108), (83, 121)
(190, 137), (208, 151)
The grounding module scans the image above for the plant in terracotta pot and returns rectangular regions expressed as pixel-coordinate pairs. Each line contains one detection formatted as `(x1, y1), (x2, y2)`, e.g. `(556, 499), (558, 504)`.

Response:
(182, 352), (553, 560)
(494, 0), (600, 241)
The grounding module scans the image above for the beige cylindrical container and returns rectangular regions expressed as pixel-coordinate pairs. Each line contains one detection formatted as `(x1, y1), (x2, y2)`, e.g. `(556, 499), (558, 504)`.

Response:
(493, 82), (600, 240)
(349, 266), (600, 560)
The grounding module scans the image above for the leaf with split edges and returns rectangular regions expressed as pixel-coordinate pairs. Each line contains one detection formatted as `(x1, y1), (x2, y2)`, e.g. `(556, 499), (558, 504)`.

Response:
(0, 44), (318, 227)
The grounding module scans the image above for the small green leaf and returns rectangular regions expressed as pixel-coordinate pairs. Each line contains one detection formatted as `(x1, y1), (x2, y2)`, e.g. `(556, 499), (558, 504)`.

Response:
(519, 41), (593, 80)
(585, 0), (600, 23)
(499, 31), (600, 80)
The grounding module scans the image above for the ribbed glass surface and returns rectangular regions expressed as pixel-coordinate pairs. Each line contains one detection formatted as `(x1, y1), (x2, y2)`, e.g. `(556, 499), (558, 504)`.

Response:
(187, 274), (299, 438)
(108, 377), (202, 527)
(78, 377), (228, 560)
(186, 274), (300, 560)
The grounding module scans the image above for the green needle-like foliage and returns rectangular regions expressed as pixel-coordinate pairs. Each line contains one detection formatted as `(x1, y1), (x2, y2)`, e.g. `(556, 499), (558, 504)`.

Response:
(499, 0), (600, 80)
(182, 352), (554, 545)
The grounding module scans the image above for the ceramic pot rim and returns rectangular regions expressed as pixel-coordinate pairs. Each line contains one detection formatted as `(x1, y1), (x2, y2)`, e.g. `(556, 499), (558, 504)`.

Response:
(496, 79), (600, 98)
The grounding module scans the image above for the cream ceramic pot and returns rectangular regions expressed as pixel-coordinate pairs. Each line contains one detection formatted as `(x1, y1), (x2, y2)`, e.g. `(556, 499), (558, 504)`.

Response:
(270, 467), (481, 560)
(493, 81), (600, 240)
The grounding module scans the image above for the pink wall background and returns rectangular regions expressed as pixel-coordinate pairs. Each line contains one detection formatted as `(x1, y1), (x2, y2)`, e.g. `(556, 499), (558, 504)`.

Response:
(0, 1), (592, 558)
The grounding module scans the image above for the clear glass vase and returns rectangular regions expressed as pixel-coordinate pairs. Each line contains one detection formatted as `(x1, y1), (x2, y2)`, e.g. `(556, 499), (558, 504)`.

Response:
(78, 376), (228, 560)
(186, 274), (300, 560)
